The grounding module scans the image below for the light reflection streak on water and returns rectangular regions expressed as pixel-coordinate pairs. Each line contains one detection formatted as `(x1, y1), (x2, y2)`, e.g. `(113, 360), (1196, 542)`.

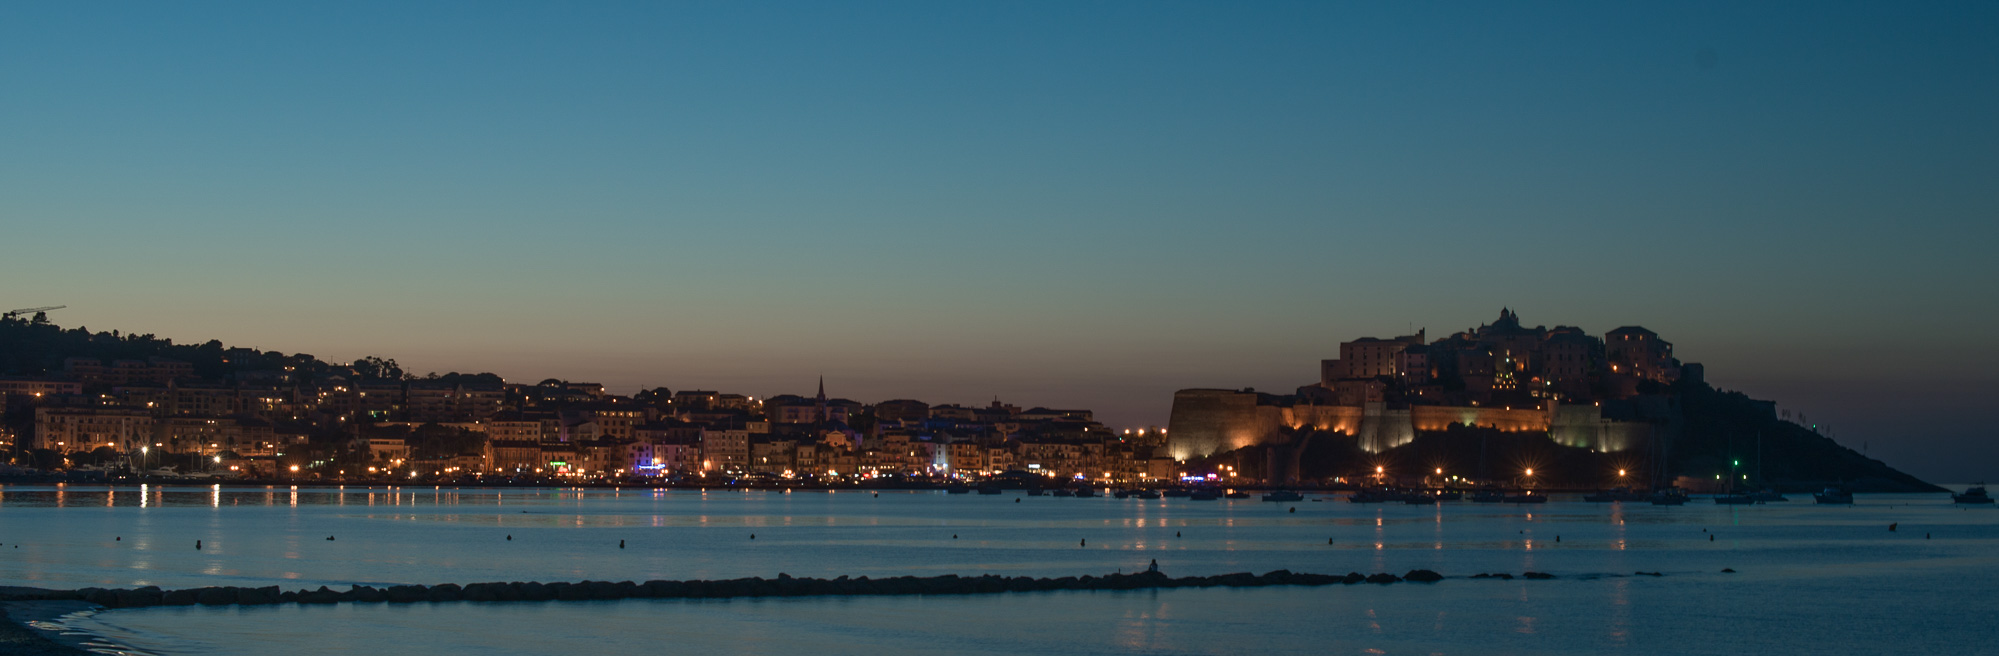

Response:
(1608, 576), (1630, 644)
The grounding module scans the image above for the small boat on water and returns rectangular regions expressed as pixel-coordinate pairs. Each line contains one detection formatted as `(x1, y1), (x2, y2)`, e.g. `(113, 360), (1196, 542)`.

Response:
(1748, 489), (1789, 502)
(945, 485), (972, 494)
(1262, 490), (1304, 502)
(1112, 489), (1132, 499)
(1162, 488), (1192, 498)
(1072, 488), (1097, 498)
(1024, 488), (1046, 496)
(1224, 490), (1251, 499)
(1953, 486), (1994, 505)
(1470, 490), (1507, 503)
(1714, 494), (1757, 505)
(976, 486), (1003, 495)
(1348, 489), (1394, 503)
(1584, 487), (1646, 503)
(1434, 490), (1464, 501)
(1505, 492), (1547, 504)
(1403, 494), (1438, 505)
(1812, 487), (1853, 504)
(1051, 488), (1075, 497)
(1189, 489), (1221, 501)
(1131, 489), (1161, 500)
(1647, 489), (1688, 506)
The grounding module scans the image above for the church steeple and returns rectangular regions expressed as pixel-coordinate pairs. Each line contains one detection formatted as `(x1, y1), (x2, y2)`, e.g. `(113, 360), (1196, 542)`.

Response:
(815, 376), (828, 424)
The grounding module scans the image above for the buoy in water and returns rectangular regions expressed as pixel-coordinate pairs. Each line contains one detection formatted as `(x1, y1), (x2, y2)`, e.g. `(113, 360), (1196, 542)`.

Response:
(196, 540), (202, 550)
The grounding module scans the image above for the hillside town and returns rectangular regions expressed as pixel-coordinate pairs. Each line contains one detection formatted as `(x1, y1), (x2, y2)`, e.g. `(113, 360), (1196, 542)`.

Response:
(0, 319), (1173, 484)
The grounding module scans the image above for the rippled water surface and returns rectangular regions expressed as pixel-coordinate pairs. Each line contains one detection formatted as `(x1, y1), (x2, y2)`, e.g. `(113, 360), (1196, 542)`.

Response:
(3, 485), (1993, 655)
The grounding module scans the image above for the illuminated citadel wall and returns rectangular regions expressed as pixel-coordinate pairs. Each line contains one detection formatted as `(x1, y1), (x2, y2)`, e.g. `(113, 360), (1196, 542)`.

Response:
(1165, 389), (1655, 461)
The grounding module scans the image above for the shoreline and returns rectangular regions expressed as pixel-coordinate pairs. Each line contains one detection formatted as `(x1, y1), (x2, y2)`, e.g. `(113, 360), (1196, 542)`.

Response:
(0, 601), (99, 656)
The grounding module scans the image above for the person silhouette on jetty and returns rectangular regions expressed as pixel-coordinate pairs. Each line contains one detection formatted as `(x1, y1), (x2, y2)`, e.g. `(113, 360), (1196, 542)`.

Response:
(1147, 559), (1159, 573)
(195, 540), (202, 550)
(1080, 538), (1086, 547)
(619, 540), (625, 549)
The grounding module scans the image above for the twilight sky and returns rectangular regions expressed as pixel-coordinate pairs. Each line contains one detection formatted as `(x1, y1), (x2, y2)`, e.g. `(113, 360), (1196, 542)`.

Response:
(3, 2), (1995, 481)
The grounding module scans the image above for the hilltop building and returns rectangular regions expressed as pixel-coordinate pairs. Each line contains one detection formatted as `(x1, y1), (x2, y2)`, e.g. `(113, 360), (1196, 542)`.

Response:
(1169, 309), (1688, 464)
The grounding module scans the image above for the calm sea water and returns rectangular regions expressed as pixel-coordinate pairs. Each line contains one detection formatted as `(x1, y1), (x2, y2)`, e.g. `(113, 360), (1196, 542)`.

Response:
(2, 485), (1993, 655)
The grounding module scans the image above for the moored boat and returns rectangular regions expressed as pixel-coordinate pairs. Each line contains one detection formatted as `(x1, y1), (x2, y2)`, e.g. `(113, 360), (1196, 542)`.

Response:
(1348, 489), (1393, 503)
(1748, 489), (1788, 502)
(1647, 488), (1688, 505)
(1072, 488), (1096, 498)
(1714, 494), (1756, 505)
(1812, 487), (1853, 504)
(1584, 487), (1643, 503)
(1132, 489), (1161, 500)
(1189, 489), (1221, 501)
(1224, 490), (1251, 499)
(1953, 486), (1994, 505)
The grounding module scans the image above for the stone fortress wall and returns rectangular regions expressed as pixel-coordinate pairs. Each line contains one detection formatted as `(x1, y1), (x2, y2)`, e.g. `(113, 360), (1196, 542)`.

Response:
(1165, 389), (1658, 461)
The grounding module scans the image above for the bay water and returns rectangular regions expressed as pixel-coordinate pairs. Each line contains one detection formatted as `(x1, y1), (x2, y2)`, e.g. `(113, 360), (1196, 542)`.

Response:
(1, 485), (1991, 655)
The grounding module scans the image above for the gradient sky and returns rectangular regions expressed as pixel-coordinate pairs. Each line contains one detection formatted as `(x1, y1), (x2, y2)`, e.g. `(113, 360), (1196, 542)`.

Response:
(3, 2), (1995, 481)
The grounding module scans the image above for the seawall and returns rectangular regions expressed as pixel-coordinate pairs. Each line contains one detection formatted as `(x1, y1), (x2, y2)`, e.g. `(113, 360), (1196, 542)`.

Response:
(0, 568), (1613, 610)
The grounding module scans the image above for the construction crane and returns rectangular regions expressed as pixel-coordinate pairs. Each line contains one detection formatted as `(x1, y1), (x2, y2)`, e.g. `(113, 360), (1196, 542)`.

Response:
(2, 305), (65, 320)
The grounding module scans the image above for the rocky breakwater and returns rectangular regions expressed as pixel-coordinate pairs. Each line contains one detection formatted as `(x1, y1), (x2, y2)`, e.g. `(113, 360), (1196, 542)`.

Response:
(0, 569), (1527, 609)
